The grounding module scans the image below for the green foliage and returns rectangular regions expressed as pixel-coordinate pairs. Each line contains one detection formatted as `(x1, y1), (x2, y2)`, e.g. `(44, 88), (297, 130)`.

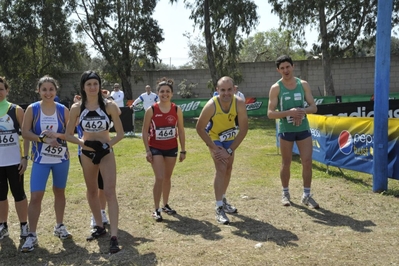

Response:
(240, 29), (307, 62)
(72, 0), (164, 100)
(267, 0), (399, 95)
(170, 0), (259, 87)
(183, 32), (208, 69)
(0, 0), (87, 103)
(177, 79), (198, 98)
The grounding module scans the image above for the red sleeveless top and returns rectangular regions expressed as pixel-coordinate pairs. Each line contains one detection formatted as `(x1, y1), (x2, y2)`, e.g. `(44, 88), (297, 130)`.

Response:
(149, 103), (178, 150)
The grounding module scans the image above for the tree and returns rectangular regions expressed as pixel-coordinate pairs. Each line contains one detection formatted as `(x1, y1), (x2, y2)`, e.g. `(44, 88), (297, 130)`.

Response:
(0, 0), (84, 103)
(182, 32), (208, 69)
(71, 0), (164, 100)
(170, 0), (259, 90)
(268, 0), (399, 96)
(240, 29), (306, 62)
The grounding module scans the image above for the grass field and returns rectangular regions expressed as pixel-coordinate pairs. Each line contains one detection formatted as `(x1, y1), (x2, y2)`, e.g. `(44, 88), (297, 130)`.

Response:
(1, 117), (399, 266)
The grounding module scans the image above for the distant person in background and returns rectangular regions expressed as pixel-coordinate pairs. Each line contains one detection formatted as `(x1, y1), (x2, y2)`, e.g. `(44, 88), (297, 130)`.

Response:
(267, 55), (319, 209)
(130, 85), (158, 111)
(0, 76), (30, 241)
(54, 95), (60, 103)
(110, 83), (124, 107)
(234, 85), (245, 101)
(21, 75), (72, 252)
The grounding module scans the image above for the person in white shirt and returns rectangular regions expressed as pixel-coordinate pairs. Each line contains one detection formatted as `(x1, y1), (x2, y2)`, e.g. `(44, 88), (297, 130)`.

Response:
(110, 83), (124, 107)
(130, 85), (159, 111)
(213, 85), (245, 101)
(234, 85), (245, 101)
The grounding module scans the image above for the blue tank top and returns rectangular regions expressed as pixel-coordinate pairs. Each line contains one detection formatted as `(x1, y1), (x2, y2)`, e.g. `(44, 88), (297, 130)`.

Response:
(31, 102), (69, 164)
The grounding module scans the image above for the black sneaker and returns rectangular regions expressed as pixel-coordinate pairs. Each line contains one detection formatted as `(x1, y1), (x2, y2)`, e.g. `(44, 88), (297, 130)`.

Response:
(86, 226), (106, 241)
(152, 209), (163, 222)
(109, 236), (121, 254)
(162, 204), (177, 215)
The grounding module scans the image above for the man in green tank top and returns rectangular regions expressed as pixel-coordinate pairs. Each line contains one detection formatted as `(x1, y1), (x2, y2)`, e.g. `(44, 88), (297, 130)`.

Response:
(267, 55), (320, 209)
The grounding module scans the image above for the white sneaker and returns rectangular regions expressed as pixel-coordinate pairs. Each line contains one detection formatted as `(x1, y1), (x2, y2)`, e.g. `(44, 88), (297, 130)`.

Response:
(53, 224), (72, 240)
(21, 234), (38, 252)
(0, 224), (9, 239)
(223, 198), (238, 213)
(91, 210), (109, 228)
(281, 192), (291, 206)
(90, 215), (96, 228)
(215, 206), (230, 225)
(101, 210), (109, 225)
(20, 224), (29, 240)
(301, 194), (320, 209)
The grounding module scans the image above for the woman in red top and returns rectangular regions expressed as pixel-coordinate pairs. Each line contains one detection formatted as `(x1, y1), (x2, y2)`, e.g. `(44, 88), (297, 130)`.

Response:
(142, 77), (186, 222)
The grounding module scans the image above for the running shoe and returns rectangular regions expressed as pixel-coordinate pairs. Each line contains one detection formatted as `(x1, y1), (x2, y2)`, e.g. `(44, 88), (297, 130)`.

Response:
(86, 226), (107, 241)
(0, 224), (9, 239)
(53, 224), (73, 240)
(90, 210), (109, 228)
(162, 204), (177, 215)
(215, 206), (230, 225)
(101, 210), (109, 225)
(21, 234), (38, 253)
(223, 198), (238, 213)
(20, 223), (29, 240)
(281, 192), (291, 206)
(301, 194), (320, 209)
(152, 209), (163, 222)
(90, 215), (95, 228)
(109, 236), (121, 254)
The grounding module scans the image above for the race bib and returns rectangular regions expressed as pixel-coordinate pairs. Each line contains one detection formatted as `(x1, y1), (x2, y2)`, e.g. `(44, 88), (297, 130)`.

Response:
(41, 143), (67, 159)
(218, 127), (238, 142)
(155, 126), (176, 140)
(82, 117), (107, 132)
(286, 116), (294, 123)
(0, 131), (18, 147)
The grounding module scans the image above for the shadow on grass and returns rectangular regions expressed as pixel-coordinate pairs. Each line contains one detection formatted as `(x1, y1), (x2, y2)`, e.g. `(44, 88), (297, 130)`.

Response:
(291, 202), (376, 232)
(3, 237), (87, 266)
(163, 214), (223, 241)
(0, 236), (19, 258)
(74, 229), (156, 265)
(291, 155), (373, 188)
(230, 213), (298, 247)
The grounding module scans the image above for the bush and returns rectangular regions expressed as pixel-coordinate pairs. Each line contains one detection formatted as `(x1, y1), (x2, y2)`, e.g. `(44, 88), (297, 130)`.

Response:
(177, 79), (198, 98)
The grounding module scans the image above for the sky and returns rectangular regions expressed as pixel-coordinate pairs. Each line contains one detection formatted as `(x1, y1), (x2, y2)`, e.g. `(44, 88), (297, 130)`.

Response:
(153, 0), (318, 67)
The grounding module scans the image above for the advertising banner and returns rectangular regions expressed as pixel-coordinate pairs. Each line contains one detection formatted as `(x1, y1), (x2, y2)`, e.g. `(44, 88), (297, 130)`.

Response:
(131, 97), (267, 119)
(128, 92), (399, 119)
(278, 115), (399, 179)
(316, 99), (399, 117)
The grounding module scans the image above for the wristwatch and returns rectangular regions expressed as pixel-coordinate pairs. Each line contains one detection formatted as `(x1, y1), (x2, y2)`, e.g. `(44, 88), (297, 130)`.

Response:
(38, 133), (47, 143)
(226, 148), (233, 156)
(102, 143), (110, 150)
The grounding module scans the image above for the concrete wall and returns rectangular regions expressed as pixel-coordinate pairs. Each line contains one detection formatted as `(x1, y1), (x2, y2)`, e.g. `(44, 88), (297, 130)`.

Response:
(57, 56), (399, 102)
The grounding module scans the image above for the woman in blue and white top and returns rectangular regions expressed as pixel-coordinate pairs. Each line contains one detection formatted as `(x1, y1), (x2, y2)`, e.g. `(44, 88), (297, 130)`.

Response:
(21, 76), (71, 253)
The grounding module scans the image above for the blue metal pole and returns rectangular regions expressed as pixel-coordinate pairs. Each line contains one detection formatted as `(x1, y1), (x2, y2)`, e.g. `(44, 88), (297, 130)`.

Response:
(373, 0), (393, 192)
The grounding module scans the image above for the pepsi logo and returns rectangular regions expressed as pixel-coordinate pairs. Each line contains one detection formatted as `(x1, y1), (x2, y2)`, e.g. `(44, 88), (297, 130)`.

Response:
(338, 130), (353, 155)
